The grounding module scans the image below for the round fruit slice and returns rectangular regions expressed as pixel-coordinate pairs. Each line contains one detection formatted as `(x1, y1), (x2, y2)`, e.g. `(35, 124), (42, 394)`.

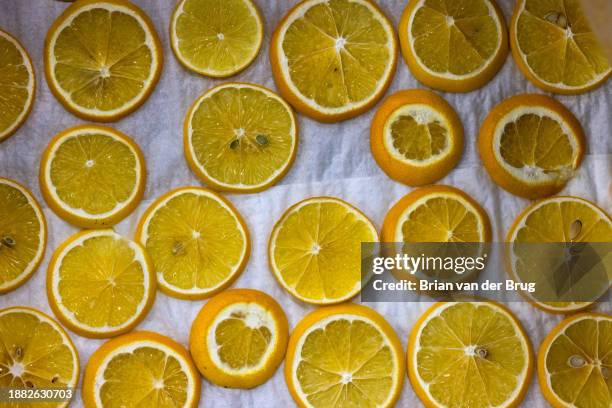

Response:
(0, 29), (35, 142)
(0, 307), (79, 406)
(409, 301), (533, 408)
(136, 187), (250, 300)
(286, 304), (404, 408)
(507, 196), (612, 314)
(44, 0), (163, 121)
(371, 89), (464, 186)
(511, 0), (611, 94)
(40, 125), (146, 229)
(399, 0), (508, 92)
(83, 331), (201, 408)
(170, 0), (263, 77)
(538, 313), (611, 408)
(382, 185), (491, 243)
(47, 229), (156, 338)
(270, 0), (397, 122)
(189, 288), (288, 389)
(184, 83), (298, 193)
(269, 197), (378, 304)
(479, 94), (585, 199)
(0, 177), (46, 294)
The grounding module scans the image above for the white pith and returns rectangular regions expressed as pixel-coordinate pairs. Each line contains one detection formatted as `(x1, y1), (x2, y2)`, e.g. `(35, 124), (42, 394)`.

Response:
(383, 104), (453, 166)
(206, 302), (279, 375)
(492, 106), (580, 184)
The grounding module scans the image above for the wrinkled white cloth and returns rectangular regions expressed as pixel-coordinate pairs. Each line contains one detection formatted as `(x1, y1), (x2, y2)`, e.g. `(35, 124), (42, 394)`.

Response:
(0, 0), (610, 407)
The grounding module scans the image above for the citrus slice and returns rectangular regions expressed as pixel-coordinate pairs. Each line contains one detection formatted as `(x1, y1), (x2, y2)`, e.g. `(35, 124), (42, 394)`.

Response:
(511, 0), (611, 94)
(399, 0), (508, 92)
(370, 89), (464, 186)
(47, 229), (156, 338)
(170, 0), (263, 77)
(44, 0), (163, 121)
(83, 331), (201, 408)
(189, 288), (288, 389)
(40, 125), (146, 229)
(409, 301), (533, 408)
(0, 307), (79, 405)
(479, 94), (585, 199)
(270, 0), (397, 122)
(136, 187), (250, 300)
(0, 177), (46, 294)
(285, 304), (404, 407)
(381, 185), (491, 243)
(538, 313), (612, 408)
(269, 197), (378, 304)
(184, 83), (298, 193)
(0, 29), (35, 142)
(507, 196), (612, 314)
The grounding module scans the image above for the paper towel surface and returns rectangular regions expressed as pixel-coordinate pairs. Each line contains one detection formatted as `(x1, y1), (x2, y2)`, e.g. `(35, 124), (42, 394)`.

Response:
(0, 0), (610, 406)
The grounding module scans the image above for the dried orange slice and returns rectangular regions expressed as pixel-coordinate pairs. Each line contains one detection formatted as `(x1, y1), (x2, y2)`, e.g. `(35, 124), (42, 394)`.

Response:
(371, 89), (463, 186)
(189, 289), (288, 389)
(479, 94), (585, 199)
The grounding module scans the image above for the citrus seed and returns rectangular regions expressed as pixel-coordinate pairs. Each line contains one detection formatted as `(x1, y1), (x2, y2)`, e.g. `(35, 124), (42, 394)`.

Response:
(255, 134), (269, 146)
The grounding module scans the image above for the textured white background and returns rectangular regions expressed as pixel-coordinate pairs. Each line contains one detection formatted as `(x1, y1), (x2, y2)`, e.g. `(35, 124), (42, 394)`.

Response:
(0, 0), (610, 406)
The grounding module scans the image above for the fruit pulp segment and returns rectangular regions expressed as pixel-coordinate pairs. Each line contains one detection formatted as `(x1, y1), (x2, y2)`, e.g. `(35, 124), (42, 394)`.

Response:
(417, 303), (526, 407)
(297, 318), (394, 407)
(281, 0), (392, 108)
(190, 86), (294, 187)
(52, 8), (153, 111)
(0, 184), (41, 285)
(390, 112), (448, 161)
(412, 0), (499, 75)
(58, 235), (145, 328)
(50, 133), (137, 215)
(145, 192), (245, 291)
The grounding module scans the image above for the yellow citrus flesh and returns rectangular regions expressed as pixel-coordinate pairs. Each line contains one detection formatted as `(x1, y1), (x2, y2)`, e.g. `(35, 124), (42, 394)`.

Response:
(40, 125), (145, 229)
(382, 186), (491, 243)
(286, 305), (404, 408)
(171, 0), (263, 77)
(271, 0), (397, 122)
(269, 197), (378, 304)
(399, 0), (507, 92)
(539, 314), (612, 408)
(0, 307), (79, 408)
(83, 331), (201, 408)
(47, 230), (155, 338)
(0, 29), (35, 142)
(512, 0), (611, 94)
(0, 178), (46, 294)
(44, 0), (162, 121)
(371, 89), (464, 186)
(185, 83), (297, 193)
(409, 302), (533, 408)
(137, 187), (250, 300)
(479, 94), (585, 199)
(507, 196), (612, 313)
(189, 289), (289, 388)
